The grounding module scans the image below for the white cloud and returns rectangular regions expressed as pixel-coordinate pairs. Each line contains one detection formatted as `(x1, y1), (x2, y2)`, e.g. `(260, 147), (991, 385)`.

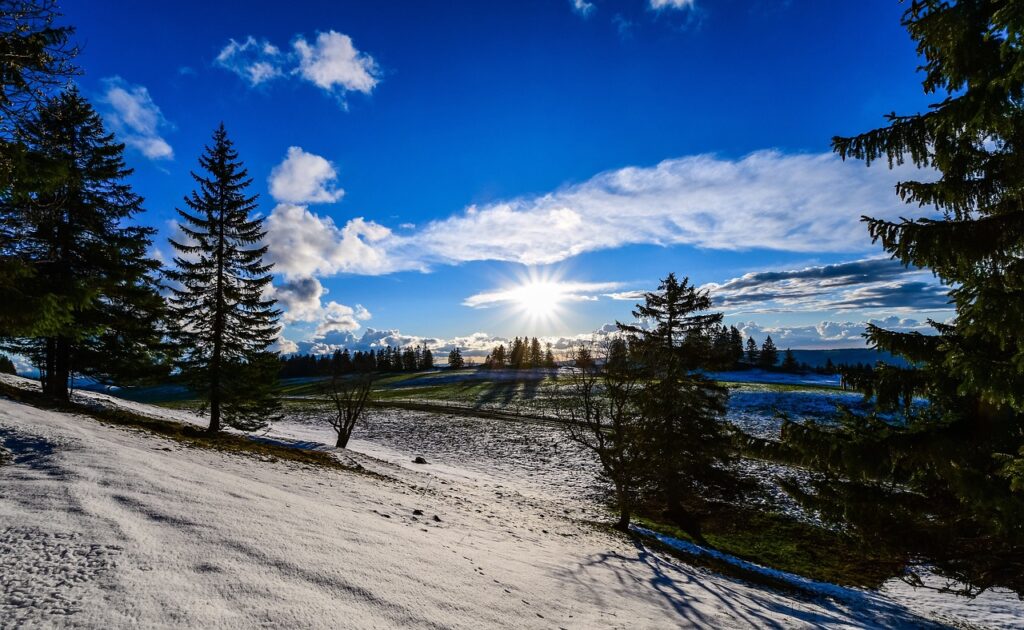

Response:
(293, 31), (379, 96)
(271, 150), (932, 278)
(216, 31), (380, 104)
(215, 37), (285, 86)
(650, 0), (695, 10)
(463, 280), (622, 308)
(100, 77), (174, 160)
(273, 337), (299, 355)
(737, 317), (937, 350)
(571, 0), (595, 16)
(270, 274), (371, 343)
(268, 146), (345, 204)
(315, 300), (372, 336)
(605, 290), (647, 301)
(265, 204), (400, 278)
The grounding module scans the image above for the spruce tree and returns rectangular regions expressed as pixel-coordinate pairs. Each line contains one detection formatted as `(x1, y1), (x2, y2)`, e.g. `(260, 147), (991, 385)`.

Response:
(744, 336), (759, 366)
(447, 346), (464, 369)
(780, 348), (799, 373)
(544, 343), (556, 368)
(759, 335), (778, 370)
(617, 273), (734, 542)
(401, 347), (416, 371)
(777, 0), (1024, 594)
(168, 124), (280, 433)
(728, 326), (744, 366)
(491, 344), (506, 368)
(2, 89), (168, 399)
(0, 1), (77, 337)
(529, 336), (543, 368)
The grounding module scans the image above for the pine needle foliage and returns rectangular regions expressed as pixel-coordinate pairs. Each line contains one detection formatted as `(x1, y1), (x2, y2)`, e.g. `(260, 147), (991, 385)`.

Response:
(780, 0), (1024, 596)
(167, 124), (280, 433)
(617, 273), (737, 542)
(1, 88), (168, 399)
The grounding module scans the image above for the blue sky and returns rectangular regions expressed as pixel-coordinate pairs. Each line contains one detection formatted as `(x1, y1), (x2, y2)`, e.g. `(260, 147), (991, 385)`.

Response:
(64, 0), (952, 356)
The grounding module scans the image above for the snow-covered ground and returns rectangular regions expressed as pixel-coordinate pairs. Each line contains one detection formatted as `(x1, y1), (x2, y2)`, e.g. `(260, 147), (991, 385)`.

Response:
(1, 374), (1021, 628)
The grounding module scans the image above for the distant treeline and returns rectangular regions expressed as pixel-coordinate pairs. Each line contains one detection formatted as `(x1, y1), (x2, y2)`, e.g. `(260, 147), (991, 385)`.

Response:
(279, 345), (436, 378)
(483, 336), (557, 369)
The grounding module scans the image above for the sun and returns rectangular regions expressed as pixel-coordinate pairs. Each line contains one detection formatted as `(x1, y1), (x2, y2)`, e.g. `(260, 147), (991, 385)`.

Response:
(468, 267), (616, 333)
(514, 280), (563, 319)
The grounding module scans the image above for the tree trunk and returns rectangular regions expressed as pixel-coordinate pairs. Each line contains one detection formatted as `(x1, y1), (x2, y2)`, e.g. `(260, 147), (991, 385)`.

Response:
(614, 507), (630, 531)
(666, 501), (707, 546)
(208, 186), (227, 436)
(43, 336), (70, 401)
(335, 431), (349, 449)
(208, 388), (221, 434)
(613, 482), (631, 531)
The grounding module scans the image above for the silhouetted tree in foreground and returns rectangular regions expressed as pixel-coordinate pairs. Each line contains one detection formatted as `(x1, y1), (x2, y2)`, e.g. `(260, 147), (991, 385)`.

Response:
(553, 274), (736, 539)
(554, 338), (645, 530)
(779, 0), (1024, 596)
(618, 273), (735, 543)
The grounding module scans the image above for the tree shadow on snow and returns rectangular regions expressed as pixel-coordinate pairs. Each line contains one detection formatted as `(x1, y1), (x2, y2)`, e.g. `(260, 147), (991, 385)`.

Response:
(560, 537), (944, 629)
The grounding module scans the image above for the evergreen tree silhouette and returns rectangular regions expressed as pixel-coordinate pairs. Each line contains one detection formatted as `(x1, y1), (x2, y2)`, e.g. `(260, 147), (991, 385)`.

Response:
(168, 124), (280, 433)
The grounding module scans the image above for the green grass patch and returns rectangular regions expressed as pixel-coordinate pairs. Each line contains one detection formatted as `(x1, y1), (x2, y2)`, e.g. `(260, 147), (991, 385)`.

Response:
(634, 506), (906, 589)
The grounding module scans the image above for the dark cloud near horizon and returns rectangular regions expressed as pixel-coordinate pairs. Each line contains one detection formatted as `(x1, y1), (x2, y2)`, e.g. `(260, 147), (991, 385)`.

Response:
(708, 258), (950, 312)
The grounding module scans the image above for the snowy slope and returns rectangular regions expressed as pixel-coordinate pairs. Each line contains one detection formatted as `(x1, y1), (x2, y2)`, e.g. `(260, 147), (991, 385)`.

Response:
(0, 379), (1014, 628)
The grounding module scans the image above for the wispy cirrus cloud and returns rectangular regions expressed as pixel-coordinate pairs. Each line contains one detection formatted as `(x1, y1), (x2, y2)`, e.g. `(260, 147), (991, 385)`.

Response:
(215, 37), (285, 86)
(650, 0), (696, 10)
(215, 30), (380, 104)
(265, 150), (933, 279)
(462, 280), (623, 308)
(100, 77), (174, 160)
(570, 0), (596, 17)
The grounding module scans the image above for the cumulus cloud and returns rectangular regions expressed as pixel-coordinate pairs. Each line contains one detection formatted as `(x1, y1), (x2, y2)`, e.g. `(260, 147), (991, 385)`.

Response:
(273, 276), (326, 323)
(463, 280), (623, 308)
(267, 151), (933, 278)
(650, 0), (695, 9)
(705, 258), (951, 314)
(273, 337), (299, 355)
(571, 0), (596, 16)
(293, 31), (379, 96)
(215, 37), (285, 86)
(315, 301), (372, 336)
(215, 30), (380, 104)
(265, 205), (400, 278)
(100, 77), (174, 160)
(269, 147), (345, 204)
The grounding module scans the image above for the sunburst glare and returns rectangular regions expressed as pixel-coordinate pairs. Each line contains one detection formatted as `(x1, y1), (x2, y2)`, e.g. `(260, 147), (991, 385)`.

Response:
(462, 269), (622, 332)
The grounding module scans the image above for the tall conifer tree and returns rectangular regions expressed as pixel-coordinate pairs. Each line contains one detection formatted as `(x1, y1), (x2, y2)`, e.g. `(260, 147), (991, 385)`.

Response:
(2, 88), (167, 399)
(778, 0), (1024, 594)
(168, 124), (280, 433)
(618, 273), (734, 541)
